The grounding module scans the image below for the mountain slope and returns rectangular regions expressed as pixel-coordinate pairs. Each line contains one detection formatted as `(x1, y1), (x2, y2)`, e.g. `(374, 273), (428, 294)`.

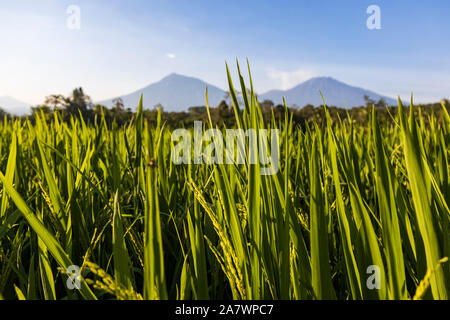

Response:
(260, 77), (396, 108)
(97, 73), (226, 111)
(0, 96), (32, 115)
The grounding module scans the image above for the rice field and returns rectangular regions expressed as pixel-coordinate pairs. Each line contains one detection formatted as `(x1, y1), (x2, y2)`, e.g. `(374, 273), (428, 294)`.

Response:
(0, 64), (449, 300)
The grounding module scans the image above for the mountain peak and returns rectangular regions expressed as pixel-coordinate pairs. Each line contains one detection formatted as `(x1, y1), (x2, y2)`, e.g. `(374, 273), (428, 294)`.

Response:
(261, 76), (396, 108)
(0, 96), (32, 115)
(303, 76), (341, 84)
(97, 73), (226, 111)
(164, 72), (182, 79)
(309, 76), (336, 80)
(159, 73), (206, 84)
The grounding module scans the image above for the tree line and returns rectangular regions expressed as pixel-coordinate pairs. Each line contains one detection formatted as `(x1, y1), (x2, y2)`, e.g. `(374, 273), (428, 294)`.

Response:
(1, 87), (449, 128)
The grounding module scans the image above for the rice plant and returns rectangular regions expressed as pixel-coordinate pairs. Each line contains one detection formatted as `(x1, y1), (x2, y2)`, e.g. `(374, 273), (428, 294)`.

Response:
(0, 62), (448, 300)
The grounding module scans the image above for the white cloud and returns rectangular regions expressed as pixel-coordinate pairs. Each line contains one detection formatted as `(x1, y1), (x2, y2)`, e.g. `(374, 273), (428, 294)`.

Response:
(266, 67), (316, 90)
(166, 53), (176, 59)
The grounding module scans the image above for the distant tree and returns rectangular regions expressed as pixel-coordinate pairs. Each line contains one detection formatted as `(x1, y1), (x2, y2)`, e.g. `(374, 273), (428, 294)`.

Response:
(363, 96), (388, 108)
(153, 104), (164, 112)
(188, 106), (207, 114)
(216, 100), (233, 125)
(217, 100), (229, 113)
(259, 99), (274, 113)
(363, 95), (376, 108)
(273, 104), (285, 119)
(258, 99), (274, 122)
(112, 97), (124, 111)
(44, 94), (66, 110)
(0, 107), (8, 120)
(375, 98), (386, 108)
(260, 99), (274, 109)
(301, 104), (315, 120)
(66, 87), (92, 115)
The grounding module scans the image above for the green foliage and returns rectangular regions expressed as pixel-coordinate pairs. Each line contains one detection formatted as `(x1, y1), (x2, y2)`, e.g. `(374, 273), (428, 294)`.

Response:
(0, 64), (448, 300)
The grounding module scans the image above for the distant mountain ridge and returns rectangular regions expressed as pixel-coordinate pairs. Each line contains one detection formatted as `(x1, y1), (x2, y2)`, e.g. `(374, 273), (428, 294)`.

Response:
(98, 74), (396, 111)
(0, 96), (31, 115)
(97, 73), (226, 112)
(260, 77), (397, 107)
(1, 74), (398, 115)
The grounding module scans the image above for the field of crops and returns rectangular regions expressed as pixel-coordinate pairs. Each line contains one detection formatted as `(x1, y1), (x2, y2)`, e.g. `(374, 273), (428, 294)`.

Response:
(0, 66), (449, 300)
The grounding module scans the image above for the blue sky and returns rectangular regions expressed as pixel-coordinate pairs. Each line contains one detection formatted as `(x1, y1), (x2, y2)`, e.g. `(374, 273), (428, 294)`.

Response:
(1, 0), (449, 104)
